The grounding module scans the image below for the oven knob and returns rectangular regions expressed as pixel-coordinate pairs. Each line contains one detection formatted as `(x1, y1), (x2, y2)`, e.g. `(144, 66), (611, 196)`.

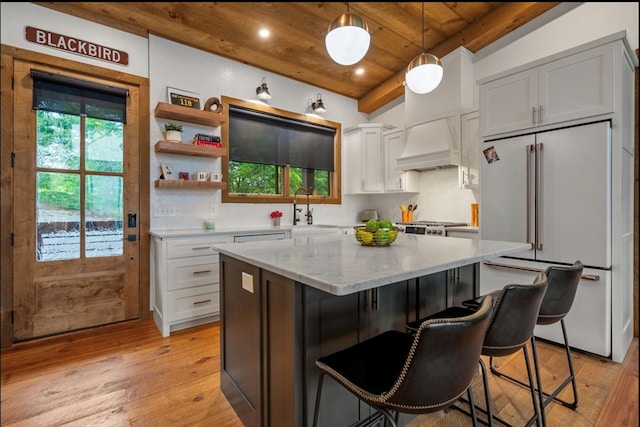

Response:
(437, 230), (443, 235)
(426, 229), (433, 234)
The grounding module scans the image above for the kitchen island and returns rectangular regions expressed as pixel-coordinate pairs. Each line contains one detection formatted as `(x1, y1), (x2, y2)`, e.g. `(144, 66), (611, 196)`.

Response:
(214, 233), (530, 427)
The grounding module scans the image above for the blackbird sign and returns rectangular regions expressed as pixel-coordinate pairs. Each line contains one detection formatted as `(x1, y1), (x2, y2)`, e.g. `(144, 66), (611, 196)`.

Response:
(25, 26), (129, 66)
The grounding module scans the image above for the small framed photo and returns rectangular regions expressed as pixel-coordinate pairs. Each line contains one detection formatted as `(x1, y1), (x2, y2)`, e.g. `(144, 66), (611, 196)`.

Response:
(160, 163), (175, 180)
(483, 146), (500, 164)
(167, 87), (202, 110)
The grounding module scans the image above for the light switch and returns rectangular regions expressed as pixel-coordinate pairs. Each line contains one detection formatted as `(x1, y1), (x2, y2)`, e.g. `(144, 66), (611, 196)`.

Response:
(242, 272), (254, 293)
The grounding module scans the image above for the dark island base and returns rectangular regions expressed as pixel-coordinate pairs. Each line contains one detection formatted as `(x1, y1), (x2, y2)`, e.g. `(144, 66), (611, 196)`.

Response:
(219, 254), (478, 427)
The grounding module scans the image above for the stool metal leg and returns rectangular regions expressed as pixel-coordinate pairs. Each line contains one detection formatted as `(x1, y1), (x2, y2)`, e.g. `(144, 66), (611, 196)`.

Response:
(490, 320), (578, 427)
(313, 372), (325, 427)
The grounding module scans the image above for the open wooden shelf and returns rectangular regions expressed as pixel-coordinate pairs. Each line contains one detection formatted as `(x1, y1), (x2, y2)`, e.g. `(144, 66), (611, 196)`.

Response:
(154, 141), (227, 158)
(154, 179), (227, 190)
(154, 102), (225, 127)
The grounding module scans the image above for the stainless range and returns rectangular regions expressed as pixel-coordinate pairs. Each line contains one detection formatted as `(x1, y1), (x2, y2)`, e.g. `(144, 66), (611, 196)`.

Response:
(399, 221), (468, 236)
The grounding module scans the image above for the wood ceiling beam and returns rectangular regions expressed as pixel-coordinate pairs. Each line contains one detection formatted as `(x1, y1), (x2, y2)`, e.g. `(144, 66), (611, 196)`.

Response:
(358, 2), (561, 114)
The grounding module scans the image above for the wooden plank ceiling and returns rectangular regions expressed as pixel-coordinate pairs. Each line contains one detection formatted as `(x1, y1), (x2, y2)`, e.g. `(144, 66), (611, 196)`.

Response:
(34, 2), (561, 113)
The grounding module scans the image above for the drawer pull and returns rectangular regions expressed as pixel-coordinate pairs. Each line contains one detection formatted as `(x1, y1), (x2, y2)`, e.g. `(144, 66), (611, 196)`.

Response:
(193, 299), (212, 305)
(192, 246), (210, 251)
(192, 269), (212, 275)
(483, 261), (600, 281)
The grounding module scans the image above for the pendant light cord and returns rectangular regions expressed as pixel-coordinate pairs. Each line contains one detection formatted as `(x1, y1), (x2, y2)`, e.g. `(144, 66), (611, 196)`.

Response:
(421, 2), (425, 53)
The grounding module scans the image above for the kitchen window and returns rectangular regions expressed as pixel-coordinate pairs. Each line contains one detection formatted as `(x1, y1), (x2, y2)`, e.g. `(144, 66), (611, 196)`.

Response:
(221, 96), (341, 204)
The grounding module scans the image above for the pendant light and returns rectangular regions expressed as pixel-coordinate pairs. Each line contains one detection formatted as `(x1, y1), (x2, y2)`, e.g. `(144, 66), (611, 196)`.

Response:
(325, 3), (370, 66)
(256, 76), (271, 100)
(405, 3), (443, 94)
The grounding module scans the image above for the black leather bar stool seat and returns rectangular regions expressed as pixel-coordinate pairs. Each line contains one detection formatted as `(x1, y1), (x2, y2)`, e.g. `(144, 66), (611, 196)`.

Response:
(407, 273), (549, 427)
(312, 295), (494, 427)
(489, 260), (584, 427)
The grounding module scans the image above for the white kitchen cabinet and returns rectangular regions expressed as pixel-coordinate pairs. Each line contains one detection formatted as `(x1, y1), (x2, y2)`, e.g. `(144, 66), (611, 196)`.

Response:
(343, 123), (394, 194)
(151, 234), (233, 337)
(382, 128), (419, 193)
(479, 43), (614, 137)
(458, 111), (480, 189)
(151, 230), (289, 336)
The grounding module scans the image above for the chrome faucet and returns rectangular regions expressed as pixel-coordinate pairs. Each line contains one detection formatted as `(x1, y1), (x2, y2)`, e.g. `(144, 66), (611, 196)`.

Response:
(293, 187), (313, 225)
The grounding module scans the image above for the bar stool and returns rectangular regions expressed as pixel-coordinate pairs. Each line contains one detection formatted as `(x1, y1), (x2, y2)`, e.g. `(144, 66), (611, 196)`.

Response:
(489, 260), (584, 426)
(312, 295), (494, 427)
(407, 273), (548, 427)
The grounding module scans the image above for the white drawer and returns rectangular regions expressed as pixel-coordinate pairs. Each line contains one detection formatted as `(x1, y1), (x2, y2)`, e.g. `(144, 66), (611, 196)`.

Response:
(167, 256), (219, 291)
(169, 285), (219, 322)
(166, 236), (233, 259)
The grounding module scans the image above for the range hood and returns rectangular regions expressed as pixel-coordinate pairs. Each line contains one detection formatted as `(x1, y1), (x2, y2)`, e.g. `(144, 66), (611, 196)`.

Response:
(397, 46), (474, 171)
(396, 115), (460, 171)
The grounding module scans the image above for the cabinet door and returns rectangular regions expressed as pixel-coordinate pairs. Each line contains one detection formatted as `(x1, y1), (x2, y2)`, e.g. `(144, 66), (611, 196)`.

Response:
(448, 264), (477, 306)
(365, 283), (410, 339)
(361, 127), (384, 192)
(383, 129), (405, 192)
(342, 129), (363, 194)
(459, 111), (480, 189)
(539, 44), (614, 126)
(480, 68), (538, 137)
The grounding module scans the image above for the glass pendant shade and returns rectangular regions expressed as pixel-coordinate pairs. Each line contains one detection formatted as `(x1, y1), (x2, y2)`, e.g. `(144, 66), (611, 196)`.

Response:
(325, 13), (370, 66)
(405, 53), (443, 94)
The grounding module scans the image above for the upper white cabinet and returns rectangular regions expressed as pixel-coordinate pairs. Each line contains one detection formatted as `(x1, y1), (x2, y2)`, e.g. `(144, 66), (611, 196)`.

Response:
(480, 43), (614, 137)
(343, 123), (394, 194)
(382, 128), (419, 193)
(458, 111), (480, 189)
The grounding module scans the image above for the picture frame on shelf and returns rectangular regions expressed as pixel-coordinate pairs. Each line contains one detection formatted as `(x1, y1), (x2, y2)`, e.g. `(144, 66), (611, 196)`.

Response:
(167, 87), (202, 110)
(160, 163), (175, 180)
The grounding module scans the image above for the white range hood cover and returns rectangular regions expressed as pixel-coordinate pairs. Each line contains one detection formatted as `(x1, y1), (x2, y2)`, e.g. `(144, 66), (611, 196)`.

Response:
(396, 115), (460, 171)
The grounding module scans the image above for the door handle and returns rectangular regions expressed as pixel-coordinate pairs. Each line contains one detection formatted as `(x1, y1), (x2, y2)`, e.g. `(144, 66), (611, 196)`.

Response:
(535, 143), (543, 250)
(526, 145), (533, 245)
(128, 212), (137, 228)
(483, 261), (599, 281)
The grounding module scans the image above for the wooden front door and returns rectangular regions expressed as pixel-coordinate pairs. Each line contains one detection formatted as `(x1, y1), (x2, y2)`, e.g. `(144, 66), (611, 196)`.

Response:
(12, 60), (141, 341)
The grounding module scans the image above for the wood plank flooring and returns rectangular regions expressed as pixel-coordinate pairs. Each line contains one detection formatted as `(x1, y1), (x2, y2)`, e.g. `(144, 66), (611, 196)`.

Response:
(1, 319), (637, 427)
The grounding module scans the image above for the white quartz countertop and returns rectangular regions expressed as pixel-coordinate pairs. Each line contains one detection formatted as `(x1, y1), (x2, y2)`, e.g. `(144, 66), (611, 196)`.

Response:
(213, 233), (530, 296)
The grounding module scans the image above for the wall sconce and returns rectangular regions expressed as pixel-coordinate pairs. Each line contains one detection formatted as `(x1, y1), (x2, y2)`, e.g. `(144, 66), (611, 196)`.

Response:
(325, 3), (370, 66)
(405, 3), (443, 94)
(256, 77), (271, 100)
(311, 93), (327, 114)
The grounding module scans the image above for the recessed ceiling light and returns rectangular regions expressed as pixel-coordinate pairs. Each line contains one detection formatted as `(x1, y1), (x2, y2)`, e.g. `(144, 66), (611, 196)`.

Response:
(259, 28), (270, 38)
(355, 68), (365, 75)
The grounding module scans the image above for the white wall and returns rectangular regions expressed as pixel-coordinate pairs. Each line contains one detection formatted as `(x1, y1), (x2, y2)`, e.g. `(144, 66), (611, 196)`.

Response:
(148, 35), (374, 230)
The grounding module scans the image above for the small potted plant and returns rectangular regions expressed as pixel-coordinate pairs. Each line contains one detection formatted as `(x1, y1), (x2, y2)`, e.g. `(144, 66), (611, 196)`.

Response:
(164, 122), (183, 143)
(270, 210), (283, 227)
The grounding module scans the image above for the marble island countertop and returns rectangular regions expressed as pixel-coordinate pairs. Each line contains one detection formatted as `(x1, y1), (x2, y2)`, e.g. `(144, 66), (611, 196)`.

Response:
(214, 233), (530, 296)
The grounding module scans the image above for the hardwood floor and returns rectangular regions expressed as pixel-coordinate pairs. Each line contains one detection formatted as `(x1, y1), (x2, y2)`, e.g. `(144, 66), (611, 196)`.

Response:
(1, 319), (637, 427)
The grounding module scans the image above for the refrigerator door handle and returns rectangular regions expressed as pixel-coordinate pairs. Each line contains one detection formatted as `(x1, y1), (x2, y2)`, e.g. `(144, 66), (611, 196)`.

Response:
(535, 143), (543, 250)
(526, 145), (533, 245)
(483, 261), (600, 281)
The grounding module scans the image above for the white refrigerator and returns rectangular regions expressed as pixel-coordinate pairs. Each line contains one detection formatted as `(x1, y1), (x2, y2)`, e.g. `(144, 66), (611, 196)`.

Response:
(479, 121), (612, 357)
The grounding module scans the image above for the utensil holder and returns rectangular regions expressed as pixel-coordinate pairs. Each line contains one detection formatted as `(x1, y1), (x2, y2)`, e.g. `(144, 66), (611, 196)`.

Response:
(470, 204), (479, 227)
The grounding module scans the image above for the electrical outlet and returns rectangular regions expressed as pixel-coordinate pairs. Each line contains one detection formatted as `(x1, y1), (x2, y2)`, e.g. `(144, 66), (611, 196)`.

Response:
(209, 204), (217, 215)
(154, 205), (177, 217)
